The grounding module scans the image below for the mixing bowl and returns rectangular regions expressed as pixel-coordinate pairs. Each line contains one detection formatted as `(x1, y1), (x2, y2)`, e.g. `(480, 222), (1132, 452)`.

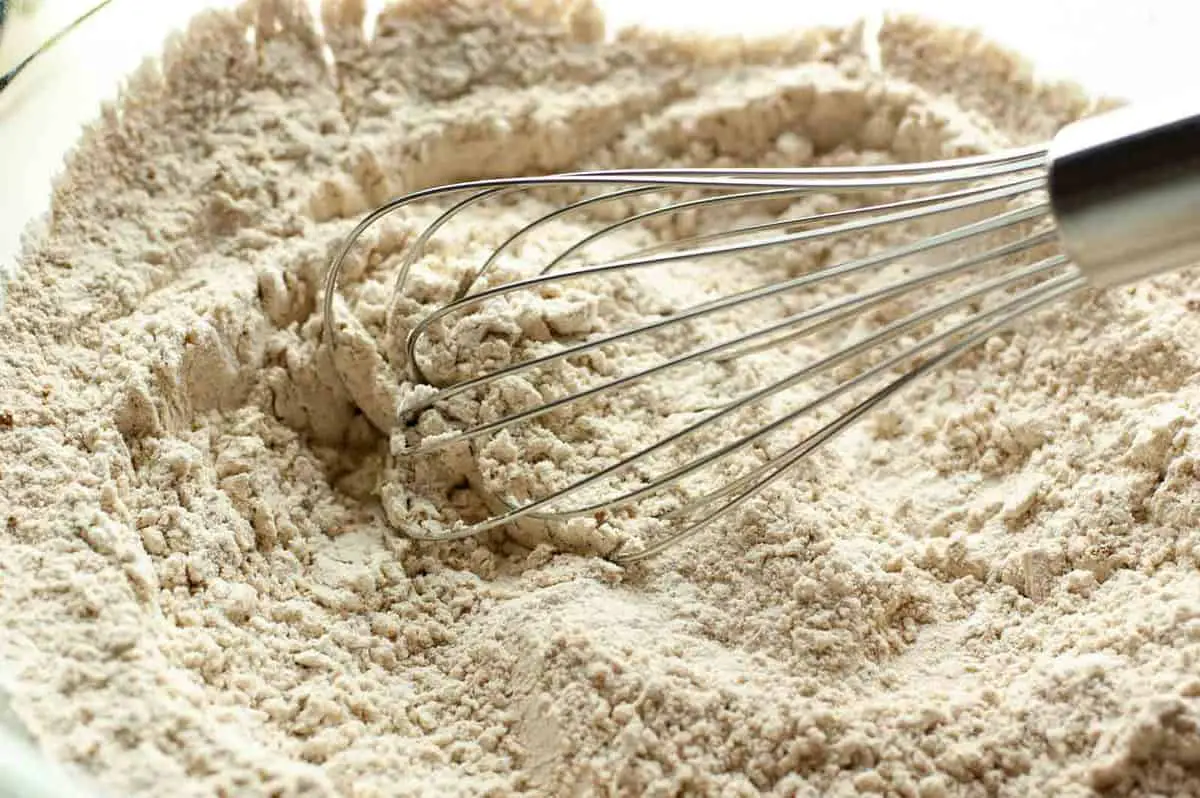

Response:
(0, 1), (1196, 795)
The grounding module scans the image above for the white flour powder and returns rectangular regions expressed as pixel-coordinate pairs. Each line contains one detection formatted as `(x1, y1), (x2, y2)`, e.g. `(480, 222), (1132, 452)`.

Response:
(3, 1), (1200, 796)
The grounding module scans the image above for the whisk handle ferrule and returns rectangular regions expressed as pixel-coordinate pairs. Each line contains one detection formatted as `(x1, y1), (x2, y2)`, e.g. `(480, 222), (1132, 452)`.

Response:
(1048, 101), (1200, 288)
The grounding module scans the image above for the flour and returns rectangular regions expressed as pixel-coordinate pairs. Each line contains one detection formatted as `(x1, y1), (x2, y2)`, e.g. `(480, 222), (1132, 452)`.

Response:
(3, 1), (1200, 796)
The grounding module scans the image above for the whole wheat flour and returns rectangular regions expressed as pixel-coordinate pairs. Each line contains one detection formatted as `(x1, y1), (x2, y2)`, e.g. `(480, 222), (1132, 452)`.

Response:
(3, 1), (1200, 796)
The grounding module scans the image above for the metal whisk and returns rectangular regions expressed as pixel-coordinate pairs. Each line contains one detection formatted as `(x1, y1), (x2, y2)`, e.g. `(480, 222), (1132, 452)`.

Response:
(323, 102), (1200, 564)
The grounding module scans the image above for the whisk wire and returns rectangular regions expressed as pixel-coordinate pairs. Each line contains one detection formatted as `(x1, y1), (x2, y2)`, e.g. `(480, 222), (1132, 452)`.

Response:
(536, 178), (1040, 275)
(619, 270), (1087, 562)
(323, 147), (1051, 361)
(402, 181), (1045, 389)
(401, 193), (1048, 426)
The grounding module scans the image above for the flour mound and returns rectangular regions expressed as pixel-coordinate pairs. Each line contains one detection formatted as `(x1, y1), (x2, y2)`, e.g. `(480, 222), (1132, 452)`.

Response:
(3, 1), (1200, 796)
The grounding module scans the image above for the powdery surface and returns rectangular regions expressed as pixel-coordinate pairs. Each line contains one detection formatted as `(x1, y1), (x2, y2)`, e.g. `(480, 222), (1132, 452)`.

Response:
(3, 1), (1200, 796)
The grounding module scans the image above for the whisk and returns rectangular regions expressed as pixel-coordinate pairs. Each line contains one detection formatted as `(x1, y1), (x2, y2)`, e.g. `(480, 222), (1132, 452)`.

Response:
(323, 101), (1200, 564)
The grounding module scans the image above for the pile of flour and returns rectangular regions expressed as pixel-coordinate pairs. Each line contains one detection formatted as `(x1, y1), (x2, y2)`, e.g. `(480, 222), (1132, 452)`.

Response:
(3, 0), (1200, 795)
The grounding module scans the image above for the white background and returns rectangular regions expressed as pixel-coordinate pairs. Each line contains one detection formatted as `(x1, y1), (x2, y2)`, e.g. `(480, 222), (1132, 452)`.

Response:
(1, 0), (1199, 273)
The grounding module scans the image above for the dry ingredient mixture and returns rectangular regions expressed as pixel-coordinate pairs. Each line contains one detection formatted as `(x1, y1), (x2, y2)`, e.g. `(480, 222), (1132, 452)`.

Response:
(3, 0), (1200, 796)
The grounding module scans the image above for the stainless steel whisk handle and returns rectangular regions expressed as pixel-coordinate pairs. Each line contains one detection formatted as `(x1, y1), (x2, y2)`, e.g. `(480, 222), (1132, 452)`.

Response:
(1049, 101), (1200, 288)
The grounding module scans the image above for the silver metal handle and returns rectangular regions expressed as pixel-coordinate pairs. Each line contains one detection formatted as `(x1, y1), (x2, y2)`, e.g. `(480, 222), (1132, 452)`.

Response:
(1048, 101), (1200, 288)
